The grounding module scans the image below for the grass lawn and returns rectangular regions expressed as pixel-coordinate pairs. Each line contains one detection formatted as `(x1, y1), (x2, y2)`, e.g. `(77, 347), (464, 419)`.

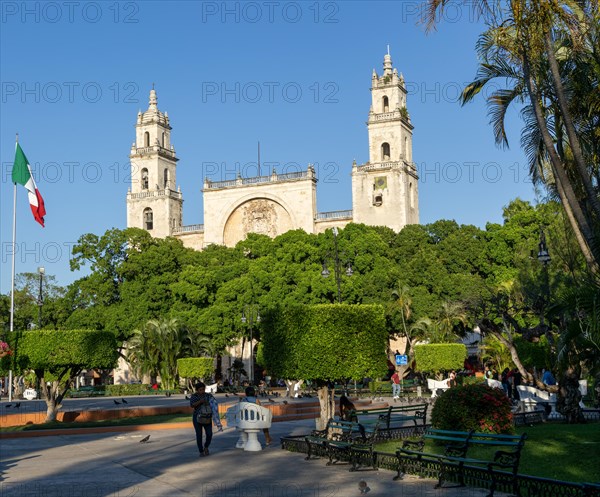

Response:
(375, 422), (600, 483)
(0, 413), (191, 433)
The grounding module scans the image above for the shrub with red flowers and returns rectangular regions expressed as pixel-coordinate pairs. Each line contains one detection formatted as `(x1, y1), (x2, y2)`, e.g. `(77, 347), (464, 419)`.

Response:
(0, 341), (12, 357)
(431, 383), (514, 434)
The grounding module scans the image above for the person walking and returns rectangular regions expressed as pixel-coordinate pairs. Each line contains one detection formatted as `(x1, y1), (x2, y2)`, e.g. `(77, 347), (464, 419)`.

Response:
(190, 382), (222, 457)
(391, 370), (401, 400)
(242, 386), (273, 445)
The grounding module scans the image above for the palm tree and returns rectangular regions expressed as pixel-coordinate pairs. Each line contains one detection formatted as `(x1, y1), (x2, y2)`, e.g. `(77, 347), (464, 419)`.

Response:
(406, 317), (433, 356)
(479, 333), (512, 375)
(127, 318), (187, 389)
(431, 301), (467, 343)
(391, 284), (412, 337)
(423, 0), (600, 269)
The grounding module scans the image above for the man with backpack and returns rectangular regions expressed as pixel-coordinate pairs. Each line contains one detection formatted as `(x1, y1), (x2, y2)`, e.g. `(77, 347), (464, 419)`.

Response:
(190, 382), (222, 456)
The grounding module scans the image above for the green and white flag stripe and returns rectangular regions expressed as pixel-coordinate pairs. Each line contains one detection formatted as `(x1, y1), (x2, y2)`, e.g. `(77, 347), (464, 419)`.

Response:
(12, 142), (46, 227)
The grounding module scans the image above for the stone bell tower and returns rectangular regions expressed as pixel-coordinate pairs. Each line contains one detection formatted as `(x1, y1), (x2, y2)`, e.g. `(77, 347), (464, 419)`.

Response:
(351, 50), (419, 231)
(126, 88), (183, 238)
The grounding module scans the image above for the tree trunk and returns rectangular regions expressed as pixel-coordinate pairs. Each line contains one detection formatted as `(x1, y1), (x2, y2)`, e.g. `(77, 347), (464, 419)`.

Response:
(39, 373), (71, 423)
(543, 31), (600, 221)
(284, 380), (293, 398)
(316, 386), (335, 431)
(522, 53), (598, 270)
(478, 318), (533, 383)
(556, 367), (585, 423)
(40, 380), (61, 423)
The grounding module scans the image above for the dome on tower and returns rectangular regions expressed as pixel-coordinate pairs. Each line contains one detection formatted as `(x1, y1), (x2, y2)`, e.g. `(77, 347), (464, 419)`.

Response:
(139, 88), (170, 127)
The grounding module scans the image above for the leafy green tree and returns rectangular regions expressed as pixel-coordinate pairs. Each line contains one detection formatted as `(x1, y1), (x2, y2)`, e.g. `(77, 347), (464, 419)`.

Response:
(61, 228), (199, 342)
(0, 273), (66, 332)
(7, 329), (117, 422)
(261, 304), (388, 427)
(177, 357), (214, 391)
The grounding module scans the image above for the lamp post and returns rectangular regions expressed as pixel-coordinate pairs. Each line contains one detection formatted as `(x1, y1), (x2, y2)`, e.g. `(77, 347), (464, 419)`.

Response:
(241, 305), (260, 385)
(37, 266), (45, 329)
(321, 227), (353, 303)
(537, 230), (551, 327)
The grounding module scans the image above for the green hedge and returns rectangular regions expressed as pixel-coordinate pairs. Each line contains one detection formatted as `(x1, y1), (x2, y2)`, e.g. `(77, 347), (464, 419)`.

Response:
(414, 343), (467, 374)
(262, 304), (388, 382)
(66, 384), (158, 397)
(104, 384), (155, 396)
(177, 357), (214, 381)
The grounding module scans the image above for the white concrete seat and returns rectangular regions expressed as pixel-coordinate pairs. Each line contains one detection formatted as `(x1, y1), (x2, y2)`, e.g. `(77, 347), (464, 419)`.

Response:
(427, 378), (450, 398)
(486, 378), (503, 390)
(225, 402), (273, 452)
(517, 385), (559, 418)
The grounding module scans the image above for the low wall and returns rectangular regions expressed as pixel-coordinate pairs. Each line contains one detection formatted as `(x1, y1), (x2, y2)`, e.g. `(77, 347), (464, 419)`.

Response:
(0, 399), (326, 429)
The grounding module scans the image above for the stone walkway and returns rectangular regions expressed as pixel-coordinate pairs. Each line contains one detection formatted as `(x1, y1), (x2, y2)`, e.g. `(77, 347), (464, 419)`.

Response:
(0, 418), (507, 497)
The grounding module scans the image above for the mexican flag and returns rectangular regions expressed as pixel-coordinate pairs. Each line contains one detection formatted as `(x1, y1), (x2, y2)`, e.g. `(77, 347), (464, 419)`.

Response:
(12, 143), (46, 227)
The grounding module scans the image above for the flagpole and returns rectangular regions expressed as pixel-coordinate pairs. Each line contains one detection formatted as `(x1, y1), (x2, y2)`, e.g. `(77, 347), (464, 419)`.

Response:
(8, 134), (19, 402)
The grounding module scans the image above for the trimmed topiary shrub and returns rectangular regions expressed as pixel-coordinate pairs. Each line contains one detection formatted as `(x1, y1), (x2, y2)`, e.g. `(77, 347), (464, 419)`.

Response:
(414, 343), (467, 376)
(431, 384), (513, 434)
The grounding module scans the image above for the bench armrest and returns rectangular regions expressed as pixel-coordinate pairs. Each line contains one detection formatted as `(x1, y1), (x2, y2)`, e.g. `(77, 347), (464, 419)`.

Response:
(489, 449), (521, 470)
(401, 439), (425, 451)
(445, 443), (468, 458)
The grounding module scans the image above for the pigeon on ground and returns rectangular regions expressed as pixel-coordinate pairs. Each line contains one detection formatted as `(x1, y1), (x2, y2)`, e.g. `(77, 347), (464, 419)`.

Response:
(14, 402), (20, 408)
(358, 480), (369, 494)
(121, 398), (128, 404)
(139, 435), (150, 443)
(114, 399), (121, 405)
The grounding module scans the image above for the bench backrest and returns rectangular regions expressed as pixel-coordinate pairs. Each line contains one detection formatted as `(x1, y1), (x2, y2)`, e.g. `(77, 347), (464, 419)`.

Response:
(427, 378), (450, 389)
(516, 385), (556, 402)
(353, 404), (428, 423)
(389, 403), (428, 414)
(424, 428), (472, 445)
(326, 419), (379, 442)
(425, 429), (526, 449)
(468, 432), (526, 447)
(353, 408), (390, 418)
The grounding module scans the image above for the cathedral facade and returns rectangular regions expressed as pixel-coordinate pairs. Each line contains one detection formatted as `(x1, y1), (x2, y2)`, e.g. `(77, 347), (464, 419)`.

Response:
(126, 53), (419, 246)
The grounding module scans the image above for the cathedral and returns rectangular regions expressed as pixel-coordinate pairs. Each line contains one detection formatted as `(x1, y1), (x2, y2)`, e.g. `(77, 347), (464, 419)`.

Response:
(126, 52), (420, 246)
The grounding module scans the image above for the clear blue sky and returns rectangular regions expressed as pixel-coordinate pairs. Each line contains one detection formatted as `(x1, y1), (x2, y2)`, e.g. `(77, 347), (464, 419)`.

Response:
(0, 1), (538, 292)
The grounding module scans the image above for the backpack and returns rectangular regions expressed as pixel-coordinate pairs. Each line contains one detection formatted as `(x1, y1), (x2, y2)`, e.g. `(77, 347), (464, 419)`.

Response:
(196, 394), (213, 425)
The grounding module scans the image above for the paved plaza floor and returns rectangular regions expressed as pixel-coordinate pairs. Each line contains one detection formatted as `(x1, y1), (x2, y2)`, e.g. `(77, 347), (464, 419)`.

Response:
(0, 417), (507, 497)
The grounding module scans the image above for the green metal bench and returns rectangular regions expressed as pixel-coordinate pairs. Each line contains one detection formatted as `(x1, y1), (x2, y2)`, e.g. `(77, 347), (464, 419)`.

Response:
(68, 386), (101, 398)
(305, 419), (380, 471)
(395, 428), (527, 497)
(352, 403), (428, 431)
